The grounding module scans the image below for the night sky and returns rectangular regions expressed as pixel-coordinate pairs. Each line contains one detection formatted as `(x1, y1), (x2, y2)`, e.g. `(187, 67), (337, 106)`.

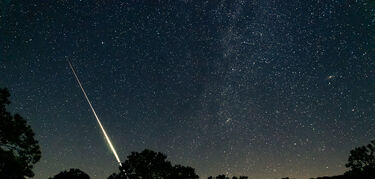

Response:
(1, 0), (375, 179)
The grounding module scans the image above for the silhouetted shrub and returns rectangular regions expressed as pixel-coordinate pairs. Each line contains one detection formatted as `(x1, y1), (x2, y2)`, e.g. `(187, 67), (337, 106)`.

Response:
(49, 168), (90, 179)
(108, 149), (198, 179)
(0, 88), (41, 178)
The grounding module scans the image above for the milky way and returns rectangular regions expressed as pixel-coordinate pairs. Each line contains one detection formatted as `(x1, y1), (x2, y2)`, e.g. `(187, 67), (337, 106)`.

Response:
(0, 1), (374, 179)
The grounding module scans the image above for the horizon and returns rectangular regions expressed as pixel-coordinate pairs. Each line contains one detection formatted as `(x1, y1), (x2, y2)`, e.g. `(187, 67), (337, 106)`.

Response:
(1, 0), (374, 179)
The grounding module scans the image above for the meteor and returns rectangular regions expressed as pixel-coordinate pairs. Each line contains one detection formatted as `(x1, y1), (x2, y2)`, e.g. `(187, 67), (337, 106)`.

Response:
(67, 59), (122, 167)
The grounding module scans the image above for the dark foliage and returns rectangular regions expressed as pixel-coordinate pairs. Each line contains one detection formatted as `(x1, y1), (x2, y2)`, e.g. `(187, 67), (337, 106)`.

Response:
(314, 175), (347, 179)
(208, 175), (248, 179)
(346, 140), (375, 173)
(216, 175), (227, 179)
(108, 149), (198, 179)
(310, 140), (375, 179)
(49, 168), (90, 179)
(313, 172), (375, 179)
(0, 88), (41, 178)
(343, 139), (375, 178)
(171, 164), (199, 179)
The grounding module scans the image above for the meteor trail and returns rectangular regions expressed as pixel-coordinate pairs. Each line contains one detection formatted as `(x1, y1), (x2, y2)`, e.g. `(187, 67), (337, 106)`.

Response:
(67, 59), (122, 167)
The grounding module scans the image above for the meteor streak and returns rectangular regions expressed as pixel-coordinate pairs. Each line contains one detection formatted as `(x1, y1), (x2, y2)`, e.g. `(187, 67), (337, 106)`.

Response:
(67, 60), (122, 167)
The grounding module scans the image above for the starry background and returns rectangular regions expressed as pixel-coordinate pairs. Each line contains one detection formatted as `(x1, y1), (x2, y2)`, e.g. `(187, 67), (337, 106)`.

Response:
(0, 0), (375, 178)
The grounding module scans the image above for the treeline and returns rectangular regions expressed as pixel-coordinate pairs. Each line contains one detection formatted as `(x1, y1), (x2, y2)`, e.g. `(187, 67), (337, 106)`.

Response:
(1, 88), (374, 179)
(208, 175), (248, 179)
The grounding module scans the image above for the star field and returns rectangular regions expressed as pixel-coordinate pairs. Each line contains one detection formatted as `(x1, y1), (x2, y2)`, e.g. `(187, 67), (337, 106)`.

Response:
(0, 0), (374, 179)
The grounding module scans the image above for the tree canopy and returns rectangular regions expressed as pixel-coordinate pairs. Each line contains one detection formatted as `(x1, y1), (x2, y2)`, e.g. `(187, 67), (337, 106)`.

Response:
(312, 140), (375, 179)
(0, 88), (41, 178)
(208, 175), (248, 179)
(345, 140), (375, 176)
(49, 168), (90, 179)
(108, 149), (198, 179)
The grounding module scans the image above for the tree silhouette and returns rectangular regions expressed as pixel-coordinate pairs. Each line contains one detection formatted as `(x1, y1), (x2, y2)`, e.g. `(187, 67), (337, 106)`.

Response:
(314, 140), (375, 178)
(49, 168), (90, 179)
(216, 174), (228, 179)
(207, 175), (248, 179)
(171, 164), (199, 179)
(108, 149), (198, 179)
(0, 88), (41, 178)
(345, 140), (375, 176)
